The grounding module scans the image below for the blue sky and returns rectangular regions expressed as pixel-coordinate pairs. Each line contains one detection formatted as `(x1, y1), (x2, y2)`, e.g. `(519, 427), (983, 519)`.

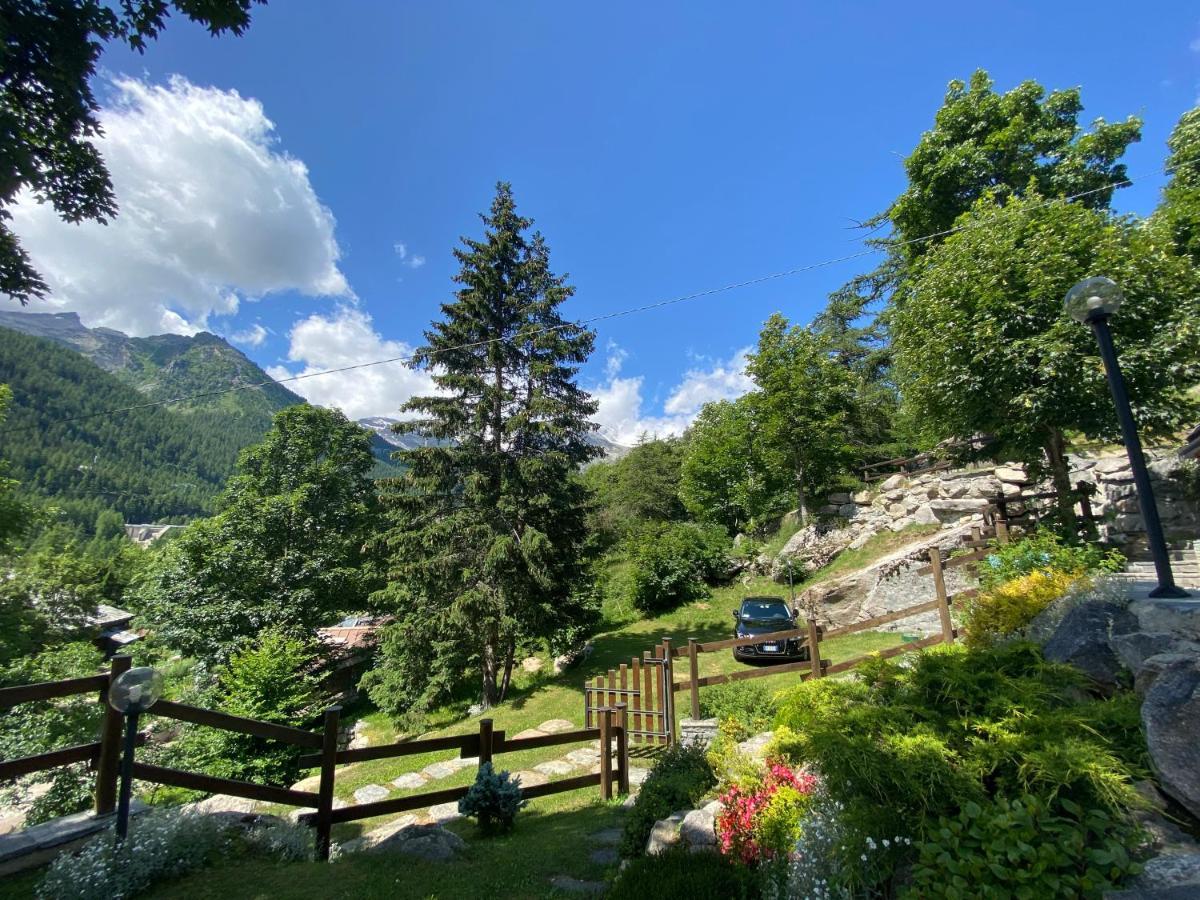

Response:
(12, 2), (1200, 441)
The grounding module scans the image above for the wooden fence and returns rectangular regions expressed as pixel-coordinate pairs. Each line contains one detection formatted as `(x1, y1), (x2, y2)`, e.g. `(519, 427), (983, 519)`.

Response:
(0, 665), (629, 861)
(623, 522), (1006, 737)
(584, 643), (674, 746)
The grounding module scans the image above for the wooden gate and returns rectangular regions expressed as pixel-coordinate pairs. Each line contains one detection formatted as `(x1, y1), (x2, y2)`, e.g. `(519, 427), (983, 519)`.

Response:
(584, 638), (675, 746)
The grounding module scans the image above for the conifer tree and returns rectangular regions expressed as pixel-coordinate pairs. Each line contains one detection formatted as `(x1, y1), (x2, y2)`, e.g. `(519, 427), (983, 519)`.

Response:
(368, 183), (599, 713)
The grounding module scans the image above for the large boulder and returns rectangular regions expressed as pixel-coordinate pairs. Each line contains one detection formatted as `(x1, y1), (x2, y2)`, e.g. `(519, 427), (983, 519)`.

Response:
(368, 823), (465, 860)
(1040, 601), (1138, 692)
(773, 523), (855, 580)
(1141, 657), (1200, 820)
(678, 800), (723, 852)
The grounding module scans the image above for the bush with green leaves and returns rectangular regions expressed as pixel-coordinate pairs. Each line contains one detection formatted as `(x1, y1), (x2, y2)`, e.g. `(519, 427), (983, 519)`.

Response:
(626, 521), (732, 613)
(978, 529), (1123, 591)
(621, 741), (717, 857)
(699, 680), (776, 741)
(905, 795), (1142, 899)
(770, 642), (1148, 894)
(608, 846), (761, 900)
(163, 631), (318, 786)
(242, 818), (318, 862)
(38, 809), (231, 900)
(458, 762), (527, 833)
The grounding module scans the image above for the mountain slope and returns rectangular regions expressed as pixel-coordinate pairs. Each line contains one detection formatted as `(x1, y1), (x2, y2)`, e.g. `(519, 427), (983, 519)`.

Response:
(0, 328), (235, 527)
(0, 312), (307, 530)
(358, 415), (630, 461)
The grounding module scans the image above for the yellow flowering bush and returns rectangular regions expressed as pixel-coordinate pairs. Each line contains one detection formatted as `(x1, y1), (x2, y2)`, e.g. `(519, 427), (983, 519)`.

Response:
(962, 569), (1084, 648)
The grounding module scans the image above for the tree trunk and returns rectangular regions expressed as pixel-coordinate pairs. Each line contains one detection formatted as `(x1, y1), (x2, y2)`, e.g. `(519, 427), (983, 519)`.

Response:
(1043, 427), (1076, 535)
(481, 630), (500, 708)
(497, 637), (517, 702)
(793, 453), (809, 527)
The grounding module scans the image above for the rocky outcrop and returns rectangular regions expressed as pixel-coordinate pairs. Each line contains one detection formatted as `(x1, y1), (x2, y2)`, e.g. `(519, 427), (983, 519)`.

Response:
(1041, 601), (1138, 693)
(645, 800), (723, 855)
(1141, 657), (1200, 822)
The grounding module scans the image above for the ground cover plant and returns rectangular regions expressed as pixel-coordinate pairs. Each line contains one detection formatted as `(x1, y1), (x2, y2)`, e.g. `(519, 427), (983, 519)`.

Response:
(768, 642), (1149, 896)
(608, 846), (761, 900)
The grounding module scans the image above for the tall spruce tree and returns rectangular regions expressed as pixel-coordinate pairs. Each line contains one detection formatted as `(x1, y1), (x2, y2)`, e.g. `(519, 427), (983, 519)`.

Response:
(368, 183), (599, 713)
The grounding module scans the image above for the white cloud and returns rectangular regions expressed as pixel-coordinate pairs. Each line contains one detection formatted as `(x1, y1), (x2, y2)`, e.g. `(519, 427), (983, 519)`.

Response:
(267, 306), (439, 421)
(9, 75), (350, 336)
(230, 323), (268, 347)
(394, 241), (426, 269)
(589, 345), (754, 445)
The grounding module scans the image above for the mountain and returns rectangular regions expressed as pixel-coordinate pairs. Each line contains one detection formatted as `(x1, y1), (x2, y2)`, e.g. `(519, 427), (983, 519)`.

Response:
(357, 416), (630, 460)
(0, 311), (305, 531)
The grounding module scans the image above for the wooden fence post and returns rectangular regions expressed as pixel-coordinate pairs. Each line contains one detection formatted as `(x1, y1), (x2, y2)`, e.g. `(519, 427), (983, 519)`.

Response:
(614, 703), (629, 796)
(687, 639), (700, 719)
(478, 718), (494, 766)
(806, 618), (823, 679)
(599, 708), (613, 800)
(1077, 481), (1096, 537)
(94, 654), (131, 815)
(929, 548), (955, 644)
(315, 705), (341, 861)
(993, 493), (1011, 544)
(660, 638), (674, 745)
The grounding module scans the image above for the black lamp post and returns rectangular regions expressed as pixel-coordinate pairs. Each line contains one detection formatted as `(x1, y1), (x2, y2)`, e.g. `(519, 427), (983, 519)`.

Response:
(1064, 276), (1189, 599)
(107, 666), (164, 841)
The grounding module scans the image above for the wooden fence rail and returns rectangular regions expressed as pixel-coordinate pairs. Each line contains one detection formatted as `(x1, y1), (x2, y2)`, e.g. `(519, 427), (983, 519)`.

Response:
(654, 520), (1005, 735)
(2, 665), (630, 862)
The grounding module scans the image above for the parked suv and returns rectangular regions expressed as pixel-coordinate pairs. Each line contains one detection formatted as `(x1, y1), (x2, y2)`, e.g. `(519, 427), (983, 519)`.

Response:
(732, 597), (810, 662)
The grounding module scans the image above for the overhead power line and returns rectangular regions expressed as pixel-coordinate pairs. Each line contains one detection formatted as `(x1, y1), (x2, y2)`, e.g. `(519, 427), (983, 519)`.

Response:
(0, 161), (1185, 435)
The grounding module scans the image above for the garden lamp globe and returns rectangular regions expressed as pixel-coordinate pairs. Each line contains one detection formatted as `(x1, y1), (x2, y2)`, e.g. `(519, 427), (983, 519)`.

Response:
(1063, 275), (1124, 324)
(108, 666), (164, 714)
(109, 666), (162, 841)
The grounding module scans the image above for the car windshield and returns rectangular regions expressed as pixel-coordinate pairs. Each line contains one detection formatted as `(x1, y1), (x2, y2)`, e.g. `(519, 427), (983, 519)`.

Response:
(741, 600), (790, 620)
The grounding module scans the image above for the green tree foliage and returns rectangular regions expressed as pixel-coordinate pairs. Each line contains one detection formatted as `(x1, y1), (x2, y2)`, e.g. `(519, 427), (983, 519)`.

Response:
(369, 183), (599, 712)
(888, 70), (1140, 260)
(746, 314), (857, 526)
(164, 631), (317, 785)
(131, 404), (380, 666)
(1, 0), (263, 303)
(679, 396), (790, 535)
(1153, 105), (1200, 265)
(581, 438), (686, 545)
(891, 194), (1200, 515)
(625, 521), (732, 614)
(0, 385), (34, 552)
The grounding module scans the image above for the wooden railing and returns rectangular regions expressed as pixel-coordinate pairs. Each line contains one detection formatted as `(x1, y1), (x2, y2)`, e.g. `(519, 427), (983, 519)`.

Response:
(1, 665), (629, 862)
(667, 523), (1004, 725)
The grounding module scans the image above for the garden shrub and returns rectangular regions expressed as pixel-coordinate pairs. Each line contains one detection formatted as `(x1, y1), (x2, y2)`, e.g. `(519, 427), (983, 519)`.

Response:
(905, 795), (1142, 899)
(607, 846), (760, 899)
(771, 642), (1148, 894)
(458, 762), (526, 833)
(241, 818), (318, 862)
(620, 741), (716, 857)
(38, 809), (230, 900)
(961, 568), (1083, 648)
(977, 529), (1123, 591)
(626, 521), (732, 613)
(715, 759), (816, 864)
(698, 680), (776, 740)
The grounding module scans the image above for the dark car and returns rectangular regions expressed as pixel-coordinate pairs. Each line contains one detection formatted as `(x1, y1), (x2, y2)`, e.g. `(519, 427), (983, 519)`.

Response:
(732, 597), (810, 662)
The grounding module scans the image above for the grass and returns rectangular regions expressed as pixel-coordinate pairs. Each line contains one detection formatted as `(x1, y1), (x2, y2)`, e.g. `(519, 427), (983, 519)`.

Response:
(5, 521), (943, 899)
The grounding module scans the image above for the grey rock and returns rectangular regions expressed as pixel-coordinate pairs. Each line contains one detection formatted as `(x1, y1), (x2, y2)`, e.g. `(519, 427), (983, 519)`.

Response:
(838, 503), (858, 518)
(646, 810), (687, 855)
(339, 814), (419, 853)
(852, 489), (872, 504)
(589, 847), (619, 865)
(879, 474), (907, 491)
(564, 747), (601, 767)
(1142, 658), (1200, 819)
(534, 759), (576, 777)
(736, 731), (774, 760)
(422, 760), (462, 780)
(369, 823), (465, 860)
(679, 718), (719, 749)
(1112, 632), (1178, 675)
(913, 504), (939, 526)
(353, 784), (390, 805)
(1137, 653), (1200, 698)
(591, 827), (623, 846)
(467, 703), (485, 716)
(1132, 600), (1200, 642)
(1041, 601), (1138, 691)
(679, 805), (719, 851)
(427, 801), (464, 823)
(994, 465), (1027, 484)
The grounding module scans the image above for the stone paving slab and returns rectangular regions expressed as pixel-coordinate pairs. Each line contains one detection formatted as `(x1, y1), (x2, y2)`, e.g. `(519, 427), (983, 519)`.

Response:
(427, 801), (463, 823)
(511, 770), (549, 788)
(589, 847), (619, 865)
(590, 827), (623, 845)
(513, 727), (547, 740)
(549, 875), (606, 895)
(392, 772), (430, 790)
(422, 760), (462, 780)
(534, 759), (575, 776)
(353, 784), (390, 804)
(538, 719), (576, 734)
(564, 748), (600, 767)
